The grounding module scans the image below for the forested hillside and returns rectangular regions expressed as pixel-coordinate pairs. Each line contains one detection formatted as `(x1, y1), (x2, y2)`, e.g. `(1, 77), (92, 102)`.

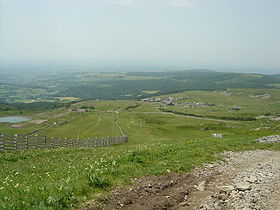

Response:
(1, 69), (279, 102)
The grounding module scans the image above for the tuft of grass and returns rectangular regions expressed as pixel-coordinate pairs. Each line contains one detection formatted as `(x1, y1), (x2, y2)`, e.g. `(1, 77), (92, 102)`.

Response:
(86, 172), (112, 189)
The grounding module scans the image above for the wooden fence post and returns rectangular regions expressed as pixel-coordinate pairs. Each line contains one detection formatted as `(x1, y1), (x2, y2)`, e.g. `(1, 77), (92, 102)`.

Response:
(66, 138), (69, 148)
(51, 137), (54, 149)
(0, 134), (4, 152)
(14, 134), (17, 151)
(35, 134), (38, 150)
(26, 135), (29, 150)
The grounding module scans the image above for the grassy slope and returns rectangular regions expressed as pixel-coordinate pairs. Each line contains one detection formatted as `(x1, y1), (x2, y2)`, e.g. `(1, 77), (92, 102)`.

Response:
(0, 89), (280, 209)
(156, 89), (280, 120)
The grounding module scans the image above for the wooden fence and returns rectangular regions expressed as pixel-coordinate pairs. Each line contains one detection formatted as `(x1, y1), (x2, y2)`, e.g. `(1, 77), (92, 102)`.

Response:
(0, 134), (128, 152)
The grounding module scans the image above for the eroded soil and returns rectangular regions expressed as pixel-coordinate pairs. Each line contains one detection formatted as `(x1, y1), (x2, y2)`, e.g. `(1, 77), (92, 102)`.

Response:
(87, 150), (280, 210)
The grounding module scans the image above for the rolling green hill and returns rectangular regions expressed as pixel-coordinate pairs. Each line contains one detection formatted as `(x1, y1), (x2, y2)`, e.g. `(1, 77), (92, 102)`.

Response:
(1, 88), (280, 209)
(1, 73), (280, 209)
(271, 74), (280, 80)
(1, 70), (280, 103)
(63, 70), (280, 100)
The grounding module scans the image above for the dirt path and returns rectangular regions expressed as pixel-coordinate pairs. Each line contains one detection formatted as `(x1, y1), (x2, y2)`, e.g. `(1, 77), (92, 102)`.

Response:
(91, 150), (280, 210)
(114, 113), (125, 136)
(160, 112), (239, 124)
(93, 116), (102, 129)
(129, 111), (239, 124)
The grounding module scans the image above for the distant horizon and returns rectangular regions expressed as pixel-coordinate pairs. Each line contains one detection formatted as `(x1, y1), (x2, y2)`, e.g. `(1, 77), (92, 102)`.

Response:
(0, 62), (279, 75)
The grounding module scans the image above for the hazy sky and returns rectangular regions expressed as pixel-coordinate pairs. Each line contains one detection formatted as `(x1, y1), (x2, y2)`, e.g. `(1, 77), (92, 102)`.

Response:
(0, 0), (279, 72)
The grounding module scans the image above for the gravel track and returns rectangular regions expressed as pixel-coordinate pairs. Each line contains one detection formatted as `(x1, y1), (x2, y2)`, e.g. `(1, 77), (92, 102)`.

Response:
(91, 150), (280, 210)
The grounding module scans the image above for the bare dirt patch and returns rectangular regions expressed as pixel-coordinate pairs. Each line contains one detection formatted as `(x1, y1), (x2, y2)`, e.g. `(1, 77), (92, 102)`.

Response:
(87, 150), (280, 210)
(11, 119), (47, 128)
(30, 119), (47, 124)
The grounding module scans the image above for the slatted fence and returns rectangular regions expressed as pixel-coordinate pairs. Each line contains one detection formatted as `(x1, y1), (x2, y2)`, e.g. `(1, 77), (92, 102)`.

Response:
(0, 134), (128, 152)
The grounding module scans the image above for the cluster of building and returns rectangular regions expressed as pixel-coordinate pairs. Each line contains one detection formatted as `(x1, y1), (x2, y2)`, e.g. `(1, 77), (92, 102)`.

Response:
(141, 97), (215, 107)
(141, 97), (175, 106)
(229, 106), (241, 111)
(180, 102), (215, 108)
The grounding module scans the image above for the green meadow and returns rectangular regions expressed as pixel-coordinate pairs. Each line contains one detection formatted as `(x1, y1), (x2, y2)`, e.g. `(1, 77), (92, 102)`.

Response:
(157, 89), (280, 121)
(1, 89), (280, 209)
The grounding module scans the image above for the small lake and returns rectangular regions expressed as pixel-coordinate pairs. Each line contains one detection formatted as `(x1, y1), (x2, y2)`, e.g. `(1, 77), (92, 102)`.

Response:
(0, 116), (31, 123)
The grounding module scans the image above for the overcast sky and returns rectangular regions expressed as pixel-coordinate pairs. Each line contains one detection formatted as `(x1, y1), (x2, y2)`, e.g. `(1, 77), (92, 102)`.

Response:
(0, 0), (279, 72)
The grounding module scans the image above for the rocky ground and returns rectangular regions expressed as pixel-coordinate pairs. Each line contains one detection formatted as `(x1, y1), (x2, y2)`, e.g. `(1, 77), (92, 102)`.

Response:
(88, 150), (280, 210)
(257, 135), (280, 143)
(193, 150), (280, 210)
